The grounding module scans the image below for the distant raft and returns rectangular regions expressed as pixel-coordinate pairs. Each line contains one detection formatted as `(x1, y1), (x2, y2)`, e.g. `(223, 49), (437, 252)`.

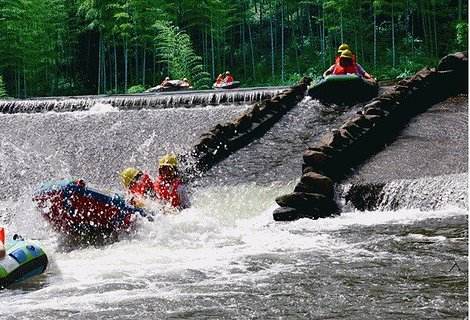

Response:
(33, 179), (144, 237)
(213, 81), (241, 89)
(308, 74), (378, 104)
(0, 238), (48, 288)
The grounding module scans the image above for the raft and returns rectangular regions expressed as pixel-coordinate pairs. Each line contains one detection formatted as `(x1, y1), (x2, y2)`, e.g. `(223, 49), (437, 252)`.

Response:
(308, 74), (378, 104)
(0, 237), (48, 288)
(33, 179), (144, 237)
(214, 81), (241, 89)
(146, 81), (192, 93)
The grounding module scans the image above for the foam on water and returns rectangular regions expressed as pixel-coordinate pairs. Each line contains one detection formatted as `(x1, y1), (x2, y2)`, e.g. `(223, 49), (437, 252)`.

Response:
(0, 182), (466, 315)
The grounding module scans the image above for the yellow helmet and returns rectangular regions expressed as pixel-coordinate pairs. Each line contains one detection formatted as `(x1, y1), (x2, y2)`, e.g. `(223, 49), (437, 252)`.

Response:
(159, 153), (178, 168)
(120, 167), (140, 188)
(338, 43), (351, 52)
(340, 49), (354, 59)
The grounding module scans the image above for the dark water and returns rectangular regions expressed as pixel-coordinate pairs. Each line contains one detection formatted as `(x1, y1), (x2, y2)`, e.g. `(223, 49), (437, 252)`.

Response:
(0, 98), (467, 319)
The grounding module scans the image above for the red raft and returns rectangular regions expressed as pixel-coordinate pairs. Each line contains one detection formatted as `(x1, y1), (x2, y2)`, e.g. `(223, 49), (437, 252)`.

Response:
(33, 180), (144, 237)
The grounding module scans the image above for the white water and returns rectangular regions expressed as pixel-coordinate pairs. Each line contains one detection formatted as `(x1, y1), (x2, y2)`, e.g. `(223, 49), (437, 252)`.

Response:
(1, 181), (467, 316)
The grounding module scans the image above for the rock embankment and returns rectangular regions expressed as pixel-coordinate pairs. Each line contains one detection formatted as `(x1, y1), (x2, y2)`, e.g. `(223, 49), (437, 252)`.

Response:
(273, 51), (468, 221)
(181, 77), (312, 178)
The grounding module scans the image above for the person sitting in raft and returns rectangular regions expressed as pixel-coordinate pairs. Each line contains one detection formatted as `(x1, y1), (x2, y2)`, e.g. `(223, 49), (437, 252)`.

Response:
(154, 153), (190, 210)
(0, 227), (5, 259)
(223, 71), (234, 84)
(214, 74), (224, 87)
(181, 78), (191, 87)
(161, 77), (171, 87)
(335, 43), (356, 64)
(323, 50), (373, 80)
(120, 167), (156, 208)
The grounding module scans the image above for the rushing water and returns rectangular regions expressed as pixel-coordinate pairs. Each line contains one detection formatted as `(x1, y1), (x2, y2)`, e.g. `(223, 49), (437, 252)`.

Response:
(0, 99), (467, 319)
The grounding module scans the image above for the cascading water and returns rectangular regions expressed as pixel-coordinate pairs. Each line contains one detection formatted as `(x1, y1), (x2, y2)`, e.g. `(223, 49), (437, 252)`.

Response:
(0, 87), (286, 114)
(0, 97), (467, 319)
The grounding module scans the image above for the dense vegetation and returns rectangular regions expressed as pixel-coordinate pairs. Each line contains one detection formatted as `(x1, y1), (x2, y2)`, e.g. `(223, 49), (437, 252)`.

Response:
(0, 0), (467, 97)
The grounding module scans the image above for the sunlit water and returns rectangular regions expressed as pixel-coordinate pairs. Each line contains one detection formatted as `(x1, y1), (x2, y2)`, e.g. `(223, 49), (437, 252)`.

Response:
(0, 101), (467, 319)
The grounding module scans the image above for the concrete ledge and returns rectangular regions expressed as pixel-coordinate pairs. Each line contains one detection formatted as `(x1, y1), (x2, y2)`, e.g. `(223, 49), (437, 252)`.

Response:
(273, 52), (468, 221)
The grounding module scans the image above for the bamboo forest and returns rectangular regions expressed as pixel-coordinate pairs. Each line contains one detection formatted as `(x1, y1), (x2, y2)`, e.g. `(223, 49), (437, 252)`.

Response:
(0, 0), (467, 97)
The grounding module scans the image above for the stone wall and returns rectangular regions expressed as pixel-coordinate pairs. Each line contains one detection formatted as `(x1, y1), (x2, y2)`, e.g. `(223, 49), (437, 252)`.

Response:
(273, 52), (468, 221)
(180, 77), (312, 178)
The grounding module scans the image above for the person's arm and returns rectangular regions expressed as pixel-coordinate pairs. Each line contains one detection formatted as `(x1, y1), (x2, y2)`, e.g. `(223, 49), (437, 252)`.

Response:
(323, 65), (335, 78)
(357, 64), (373, 80)
(0, 242), (5, 259)
(176, 185), (191, 209)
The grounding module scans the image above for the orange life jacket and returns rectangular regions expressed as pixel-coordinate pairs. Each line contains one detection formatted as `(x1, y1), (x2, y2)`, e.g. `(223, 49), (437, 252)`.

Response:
(129, 173), (156, 198)
(154, 176), (183, 208)
(333, 59), (359, 75)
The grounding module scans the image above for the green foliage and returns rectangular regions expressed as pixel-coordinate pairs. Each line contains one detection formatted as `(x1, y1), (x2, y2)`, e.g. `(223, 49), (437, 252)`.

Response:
(455, 22), (468, 49)
(0, 0), (465, 96)
(0, 76), (7, 98)
(127, 84), (146, 93)
(154, 20), (210, 89)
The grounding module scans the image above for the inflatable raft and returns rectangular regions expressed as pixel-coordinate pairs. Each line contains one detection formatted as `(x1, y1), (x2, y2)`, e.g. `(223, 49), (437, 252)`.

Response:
(308, 74), (378, 104)
(146, 81), (192, 93)
(33, 180), (144, 237)
(0, 237), (48, 288)
(214, 81), (241, 89)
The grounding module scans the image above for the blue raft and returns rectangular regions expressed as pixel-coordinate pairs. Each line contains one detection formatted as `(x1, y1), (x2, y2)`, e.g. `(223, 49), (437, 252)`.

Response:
(0, 237), (48, 288)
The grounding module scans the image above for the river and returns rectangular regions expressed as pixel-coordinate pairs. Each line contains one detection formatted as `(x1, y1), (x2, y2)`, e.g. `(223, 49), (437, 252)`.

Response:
(0, 99), (467, 319)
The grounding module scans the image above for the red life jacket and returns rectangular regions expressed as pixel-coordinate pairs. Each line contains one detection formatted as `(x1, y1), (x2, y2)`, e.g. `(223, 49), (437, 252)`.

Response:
(154, 176), (183, 208)
(335, 54), (357, 65)
(333, 59), (359, 75)
(129, 173), (156, 198)
(224, 75), (234, 83)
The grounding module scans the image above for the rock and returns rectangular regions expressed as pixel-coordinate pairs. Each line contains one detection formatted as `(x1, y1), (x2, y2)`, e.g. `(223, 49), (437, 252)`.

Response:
(234, 113), (252, 132)
(340, 120), (366, 137)
(320, 129), (350, 149)
(437, 51), (468, 72)
(275, 192), (338, 213)
(303, 149), (330, 167)
(299, 172), (334, 198)
(363, 114), (382, 124)
(364, 107), (386, 116)
(273, 206), (316, 221)
(349, 114), (373, 129)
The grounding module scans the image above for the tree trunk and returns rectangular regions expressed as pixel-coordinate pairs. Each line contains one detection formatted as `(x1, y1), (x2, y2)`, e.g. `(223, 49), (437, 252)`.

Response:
(211, 21), (215, 80)
(124, 39), (128, 93)
(98, 31), (102, 94)
(391, 1), (396, 67)
(340, 10), (344, 43)
(270, 13), (275, 79)
(373, 7), (377, 69)
(113, 38), (118, 92)
(248, 20), (256, 80)
(142, 42), (146, 85)
(281, 0), (285, 82)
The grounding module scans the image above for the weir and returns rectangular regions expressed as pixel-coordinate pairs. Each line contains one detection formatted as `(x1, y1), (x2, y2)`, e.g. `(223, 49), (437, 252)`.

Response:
(0, 87), (287, 114)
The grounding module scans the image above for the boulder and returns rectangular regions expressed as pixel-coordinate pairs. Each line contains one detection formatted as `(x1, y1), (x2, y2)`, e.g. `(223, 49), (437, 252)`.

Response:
(320, 129), (350, 149)
(340, 120), (366, 138)
(272, 206), (324, 221)
(303, 149), (331, 167)
(298, 172), (334, 198)
(275, 192), (338, 213)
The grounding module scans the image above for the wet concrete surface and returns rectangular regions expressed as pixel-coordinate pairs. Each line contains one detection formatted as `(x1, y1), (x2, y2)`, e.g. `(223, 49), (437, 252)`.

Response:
(345, 95), (468, 184)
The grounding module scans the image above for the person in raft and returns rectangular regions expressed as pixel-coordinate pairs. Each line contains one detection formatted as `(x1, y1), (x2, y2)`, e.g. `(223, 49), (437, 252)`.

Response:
(120, 167), (156, 208)
(223, 71), (234, 84)
(0, 227), (5, 259)
(323, 49), (374, 81)
(214, 74), (224, 87)
(154, 153), (190, 210)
